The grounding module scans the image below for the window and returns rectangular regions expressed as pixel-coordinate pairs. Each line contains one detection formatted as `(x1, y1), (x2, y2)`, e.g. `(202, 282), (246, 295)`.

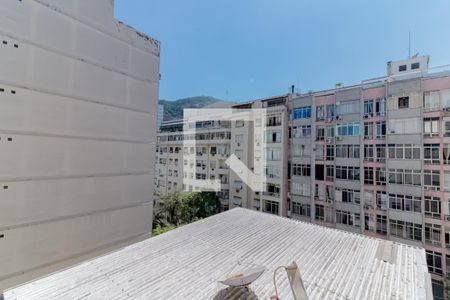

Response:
(364, 145), (373, 162)
(326, 165), (334, 182)
(445, 172), (450, 192)
(364, 100), (374, 115)
(388, 144), (420, 159)
(292, 164), (311, 177)
(364, 122), (373, 139)
(264, 183), (280, 197)
(424, 144), (440, 164)
(326, 145), (334, 161)
(376, 191), (387, 210)
(425, 223), (441, 247)
(316, 126), (325, 141)
(364, 167), (374, 185)
(424, 170), (440, 191)
(336, 210), (361, 227)
(365, 214), (375, 231)
(375, 121), (386, 138)
(376, 145), (386, 162)
(326, 105), (335, 119)
(267, 114), (282, 127)
(399, 64), (407, 72)
(411, 62), (420, 70)
(424, 91), (439, 111)
(388, 118), (421, 134)
(443, 144), (450, 164)
(265, 130), (281, 143)
(336, 188), (360, 204)
(264, 200), (279, 215)
(315, 204), (324, 221)
(292, 125), (311, 138)
(377, 215), (387, 235)
(315, 164), (325, 181)
(389, 219), (422, 242)
(388, 169), (421, 186)
(336, 166), (360, 181)
(292, 106), (312, 120)
(265, 166), (282, 179)
(316, 106), (325, 121)
(431, 280), (444, 300)
(336, 100), (359, 115)
(389, 194), (421, 213)
(326, 125), (335, 138)
(425, 196), (441, 219)
(398, 96), (409, 108)
(424, 118), (439, 136)
(265, 148), (281, 161)
(336, 122), (360, 137)
(376, 168), (386, 185)
(292, 144), (311, 157)
(375, 98), (386, 116)
(426, 251), (443, 275)
(291, 183), (311, 196)
(444, 119), (450, 137)
(336, 144), (360, 158)
(235, 120), (244, 127)
(292, 202), (310, 217)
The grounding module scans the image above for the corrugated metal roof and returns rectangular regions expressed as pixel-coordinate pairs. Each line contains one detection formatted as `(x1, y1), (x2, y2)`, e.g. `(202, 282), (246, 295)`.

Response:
(3, 208), (432, 300)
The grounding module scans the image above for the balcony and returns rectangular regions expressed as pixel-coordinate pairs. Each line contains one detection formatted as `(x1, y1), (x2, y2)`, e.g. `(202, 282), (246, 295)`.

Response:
(263, 191), (280, 198)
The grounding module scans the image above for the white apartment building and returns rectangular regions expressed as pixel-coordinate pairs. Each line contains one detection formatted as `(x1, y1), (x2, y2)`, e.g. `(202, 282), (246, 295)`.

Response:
(0, 0), (159, 289)
(155, 119), (231, 210)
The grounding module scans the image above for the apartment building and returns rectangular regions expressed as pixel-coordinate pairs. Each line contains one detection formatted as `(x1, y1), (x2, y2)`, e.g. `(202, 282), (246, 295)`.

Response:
(155, 119), (232, 210)
(0, 0), (159, 289)
(229, 96), (290, 217)
(154, 55), (450, 299)
(289, 55), (450, 299)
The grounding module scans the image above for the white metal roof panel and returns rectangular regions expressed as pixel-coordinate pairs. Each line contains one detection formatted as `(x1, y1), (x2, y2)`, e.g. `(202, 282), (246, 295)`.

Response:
(3, 208), (432, 300)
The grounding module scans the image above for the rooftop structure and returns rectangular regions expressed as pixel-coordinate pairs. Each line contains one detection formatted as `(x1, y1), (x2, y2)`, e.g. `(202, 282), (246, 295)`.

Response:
(3, 208), (432, 300)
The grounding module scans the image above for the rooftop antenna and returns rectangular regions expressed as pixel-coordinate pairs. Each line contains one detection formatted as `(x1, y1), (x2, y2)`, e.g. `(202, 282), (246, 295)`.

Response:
(408, 31), (411, 58)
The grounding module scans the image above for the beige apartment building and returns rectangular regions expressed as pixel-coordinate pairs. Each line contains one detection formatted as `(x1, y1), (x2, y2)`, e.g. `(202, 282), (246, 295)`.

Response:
(0, 0), (159, 290)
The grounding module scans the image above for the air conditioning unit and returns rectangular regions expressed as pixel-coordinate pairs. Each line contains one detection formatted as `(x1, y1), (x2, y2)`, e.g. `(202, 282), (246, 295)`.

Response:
(364, 114), (369, 118)
(336, 136), (343, 141)
(287, 210), (291, 217)
(237, 143), (241, 146)
(445, 215), (450, 221)
(443, 107), (450, 113)
(336, 115), (342, 120)
(327, 117), (334, 122)
(327, 138), (333, 143)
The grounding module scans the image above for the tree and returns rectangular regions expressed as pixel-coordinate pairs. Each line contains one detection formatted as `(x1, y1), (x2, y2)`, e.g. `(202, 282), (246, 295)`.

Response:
(154, 190), (221, 228)
(158, 190), (184, 226)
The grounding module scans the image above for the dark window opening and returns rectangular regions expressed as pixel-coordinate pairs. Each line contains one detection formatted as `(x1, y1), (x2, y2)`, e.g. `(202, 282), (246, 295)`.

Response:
(315, 164), (324, 181)
(14, 44), (18, 48)
(399, 65), (407, 72)
(2, 41), (7, 45)
(398, 96), (409, 109)
(411, 62), (420, 70)
(11, 90), (16, 94)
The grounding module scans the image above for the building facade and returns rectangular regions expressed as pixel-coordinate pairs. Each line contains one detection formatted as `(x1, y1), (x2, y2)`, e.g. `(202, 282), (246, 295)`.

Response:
(289, 56), (450, 299)
(154, 55), (450, 299)
(0, 0), (159, 289)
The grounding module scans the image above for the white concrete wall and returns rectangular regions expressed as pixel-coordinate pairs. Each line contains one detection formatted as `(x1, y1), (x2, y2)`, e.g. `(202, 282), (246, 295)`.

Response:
(0, 0), (159, 285)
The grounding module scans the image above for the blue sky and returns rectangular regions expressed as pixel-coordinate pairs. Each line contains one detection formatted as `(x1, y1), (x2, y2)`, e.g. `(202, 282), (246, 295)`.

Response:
(115, 0), (450, 102)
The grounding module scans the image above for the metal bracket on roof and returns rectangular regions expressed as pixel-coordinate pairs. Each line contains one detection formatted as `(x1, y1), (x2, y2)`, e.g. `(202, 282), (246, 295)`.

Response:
(376, 240), (395, 264)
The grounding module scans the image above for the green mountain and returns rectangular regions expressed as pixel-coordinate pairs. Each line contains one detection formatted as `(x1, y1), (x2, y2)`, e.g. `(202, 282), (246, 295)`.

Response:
(159, 96), (228, 121)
